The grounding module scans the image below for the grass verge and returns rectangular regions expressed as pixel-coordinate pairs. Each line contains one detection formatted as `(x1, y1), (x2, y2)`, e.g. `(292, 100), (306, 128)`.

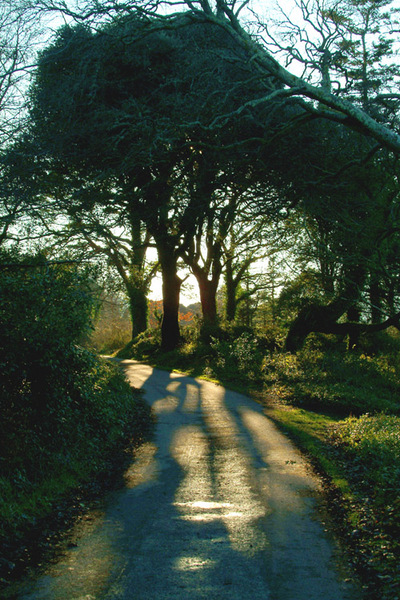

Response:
(262, 404), (400, 600)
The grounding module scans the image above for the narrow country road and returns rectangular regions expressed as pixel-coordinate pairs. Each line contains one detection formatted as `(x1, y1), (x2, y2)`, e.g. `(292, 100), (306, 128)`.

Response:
(10, 360), (361, 600)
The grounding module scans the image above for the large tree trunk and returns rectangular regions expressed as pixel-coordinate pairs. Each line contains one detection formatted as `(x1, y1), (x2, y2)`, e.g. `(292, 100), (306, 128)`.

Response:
(195, 273), (219, 326)
(161, 271), (181, 351)
(285, 304), (325, 353)
(127, 283), (148, 339)
(284, 298), (351, 352)
(285, 301), (400, 352)
(158, 244), (182, 351)
(285, 267), (369, 351)
(224, 256), (237, 322)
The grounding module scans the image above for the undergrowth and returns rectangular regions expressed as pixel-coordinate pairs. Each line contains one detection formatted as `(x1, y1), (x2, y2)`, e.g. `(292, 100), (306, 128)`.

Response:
(0, 254), (155, 585)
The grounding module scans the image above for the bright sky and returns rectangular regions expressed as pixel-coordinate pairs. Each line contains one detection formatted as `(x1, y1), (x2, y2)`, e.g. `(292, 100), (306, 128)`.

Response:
(149, 276), (199, 306)
(148, 249), (200, 305)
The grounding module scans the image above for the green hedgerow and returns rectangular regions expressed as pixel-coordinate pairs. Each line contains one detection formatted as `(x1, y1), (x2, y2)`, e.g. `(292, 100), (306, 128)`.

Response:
(262, 347), (400, 415)
(210, 331), (265, 381)
(0, 252), (154, 551)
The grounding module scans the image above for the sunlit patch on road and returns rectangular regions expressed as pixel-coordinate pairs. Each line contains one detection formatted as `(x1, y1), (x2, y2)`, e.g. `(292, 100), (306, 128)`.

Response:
(178, 501), (233, 509)
(124, 442), (159, 489)
(13, 362), (361, 600)
(199, 386), (269, 555)
(152, 394), (180, 413)
(173, 554), (217, 572)
(174, 500), (244, 522)
(181, 382), (201, 412)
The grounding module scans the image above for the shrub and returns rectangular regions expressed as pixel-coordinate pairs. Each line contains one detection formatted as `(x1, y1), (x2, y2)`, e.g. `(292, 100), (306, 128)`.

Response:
(334, 414), (400, 495)
(0, 252), (153, 549)
(0, 254), (95, 424)
(332, 413), (400, 591)
(262, 347), (400, 415)
(117, 327), (161, 359)
(210, 331), (264, 381)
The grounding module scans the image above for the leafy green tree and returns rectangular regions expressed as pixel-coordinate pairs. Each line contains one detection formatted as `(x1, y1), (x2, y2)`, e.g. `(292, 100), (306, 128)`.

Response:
(20, 0), (400, 151)
(17, 0), (400, 354)
(277, 129), (400, 350)
(335, 0), (400, 121)
(28, 12), (283, 349)
(0, 252), (95, 426)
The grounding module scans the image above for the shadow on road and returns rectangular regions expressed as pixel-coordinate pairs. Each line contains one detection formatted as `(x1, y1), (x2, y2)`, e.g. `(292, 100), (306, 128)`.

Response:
(10, 361), (361, 600)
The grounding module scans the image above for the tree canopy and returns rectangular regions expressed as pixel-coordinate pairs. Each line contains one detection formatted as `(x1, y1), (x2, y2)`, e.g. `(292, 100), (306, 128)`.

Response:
(2, 0), (400, 350)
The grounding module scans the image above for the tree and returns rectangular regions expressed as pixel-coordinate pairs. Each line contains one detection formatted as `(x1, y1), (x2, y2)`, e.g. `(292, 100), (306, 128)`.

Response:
(17, 0), (400, 354)
(222, 187), (282, 324)
(60, 206), (156, 338)
(65, 0), (400, 151)
(276, 124), (400, 351)
(0, 1), (41, 144)
(243, 0), (400, 349)
(0, 1), (51, 246)
(28, 11), (285, 349)
(259, 0), (400, 121)
(22, 0), (400, 149)
(197, 0), (400, 152)
(1, 137), (156, 336)
(179, 156), (239, 329)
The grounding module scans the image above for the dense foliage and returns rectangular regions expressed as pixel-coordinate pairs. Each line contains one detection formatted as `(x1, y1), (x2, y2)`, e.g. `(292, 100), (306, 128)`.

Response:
(0, 253), (153, 576)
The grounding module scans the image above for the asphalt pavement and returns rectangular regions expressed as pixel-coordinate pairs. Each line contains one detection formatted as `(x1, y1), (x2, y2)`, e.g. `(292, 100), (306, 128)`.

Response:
(8, 360), (362, 600)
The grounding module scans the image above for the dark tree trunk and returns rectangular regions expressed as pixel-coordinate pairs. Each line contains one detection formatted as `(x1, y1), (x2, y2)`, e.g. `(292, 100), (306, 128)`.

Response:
(285, 267), (370, 352)
(284, 304), (323, 353)
(224, 257), (236, 322)
(127, 284), (148, 339)
(158, 245), (182, 351)
(285, 301), (400, 352)
(196, 274), (218, 326)
(284, 300), (349, 352)
(161, 271), (181, 351)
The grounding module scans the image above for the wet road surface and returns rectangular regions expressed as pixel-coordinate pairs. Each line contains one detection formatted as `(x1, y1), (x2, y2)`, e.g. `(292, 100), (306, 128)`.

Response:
(7, 361), (362, 600)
